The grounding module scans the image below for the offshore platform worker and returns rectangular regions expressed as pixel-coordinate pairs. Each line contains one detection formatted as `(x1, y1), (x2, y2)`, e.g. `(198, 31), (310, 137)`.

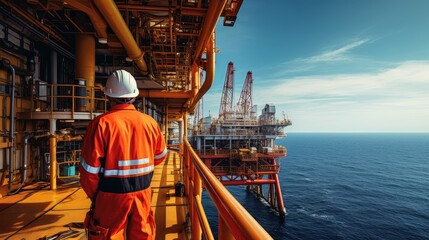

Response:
(79, 69), (167, 239)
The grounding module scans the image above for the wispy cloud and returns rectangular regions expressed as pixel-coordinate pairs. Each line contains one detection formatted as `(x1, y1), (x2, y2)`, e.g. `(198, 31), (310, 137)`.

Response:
(308, 39), (370, 62)
(296, 38), (370, 63)
(276, 38), (372, 76)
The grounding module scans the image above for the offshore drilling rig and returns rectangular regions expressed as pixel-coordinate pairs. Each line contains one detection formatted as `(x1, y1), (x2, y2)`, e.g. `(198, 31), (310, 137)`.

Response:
(190, 62), (292, 216)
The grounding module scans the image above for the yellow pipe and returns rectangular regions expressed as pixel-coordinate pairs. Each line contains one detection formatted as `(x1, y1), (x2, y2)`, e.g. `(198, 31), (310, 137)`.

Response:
(193, 0), (227, 64)
(92, 0), (148, 73)
(49, 135), (57, 190)
(139, 90), (193, 99)
(183, 112), (188, 138)
(75, 34), (95, 88)
(75, 34), (95, 111)
(66, 0), (108, 40)
(191, 63), (200, 97)
(189, 34), (215, 111)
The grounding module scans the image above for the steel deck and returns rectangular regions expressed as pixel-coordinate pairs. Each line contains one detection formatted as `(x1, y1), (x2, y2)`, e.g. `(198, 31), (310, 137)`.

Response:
(0, 150), (187, 240)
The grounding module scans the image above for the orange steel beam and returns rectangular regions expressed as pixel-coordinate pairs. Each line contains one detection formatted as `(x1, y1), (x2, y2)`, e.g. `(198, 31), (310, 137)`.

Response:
(116, 4), (207, 16)
(92, 0), (148, 74)
(275, 174), (286, 216)
(220, 179), (277, 186)
(184, 140), (273, 240)
(139, 90), (193, 98)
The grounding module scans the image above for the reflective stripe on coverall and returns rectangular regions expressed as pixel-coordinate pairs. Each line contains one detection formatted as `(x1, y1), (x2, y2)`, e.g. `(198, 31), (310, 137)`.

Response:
(80, 104), (167, 239)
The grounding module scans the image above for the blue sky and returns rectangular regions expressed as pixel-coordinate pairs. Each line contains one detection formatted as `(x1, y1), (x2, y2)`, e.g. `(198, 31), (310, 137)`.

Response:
(201, 0), (429, 132)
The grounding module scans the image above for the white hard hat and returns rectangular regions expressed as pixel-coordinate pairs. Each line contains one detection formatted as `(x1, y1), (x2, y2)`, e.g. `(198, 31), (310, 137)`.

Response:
(105, 69), (139, 98)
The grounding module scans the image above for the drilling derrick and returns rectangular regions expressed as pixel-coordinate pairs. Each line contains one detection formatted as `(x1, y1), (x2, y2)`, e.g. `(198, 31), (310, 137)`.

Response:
(191, 62), (292, 217)
(236, 71), (253, 119)
(219, 62), (235, 120)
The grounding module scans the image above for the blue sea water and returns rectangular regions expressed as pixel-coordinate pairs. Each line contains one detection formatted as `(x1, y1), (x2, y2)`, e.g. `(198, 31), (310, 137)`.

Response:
(203, 133), (429, 240)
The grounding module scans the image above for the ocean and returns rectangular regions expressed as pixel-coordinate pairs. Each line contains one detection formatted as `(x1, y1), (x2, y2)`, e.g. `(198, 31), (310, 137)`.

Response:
(203, 133), (429, 239)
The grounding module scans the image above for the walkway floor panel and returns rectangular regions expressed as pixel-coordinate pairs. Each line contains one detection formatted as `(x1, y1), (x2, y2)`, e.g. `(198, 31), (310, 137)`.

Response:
(0, 150), (187, 240)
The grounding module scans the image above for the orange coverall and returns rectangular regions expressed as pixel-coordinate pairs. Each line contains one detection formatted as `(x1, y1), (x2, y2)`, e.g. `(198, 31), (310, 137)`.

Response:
(80, 104), (167, 239)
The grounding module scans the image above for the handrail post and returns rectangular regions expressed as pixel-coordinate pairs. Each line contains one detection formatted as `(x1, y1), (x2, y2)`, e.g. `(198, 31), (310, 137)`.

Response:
(218, 215), (234, 239)
(192, 168), (202, 239)
(183, 140), (273, 240)
(184, 147), (191, 197)
(189, 153), (195, 236)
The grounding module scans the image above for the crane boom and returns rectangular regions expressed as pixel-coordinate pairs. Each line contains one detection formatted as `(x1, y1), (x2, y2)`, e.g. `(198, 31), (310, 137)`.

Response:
(219, 62), (235, 119)
(236, 71), (253, 119)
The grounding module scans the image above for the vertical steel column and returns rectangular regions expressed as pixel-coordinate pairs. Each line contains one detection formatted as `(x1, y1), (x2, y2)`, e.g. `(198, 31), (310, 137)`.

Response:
(49, 134), (57, 190)
(275, 174), (286, 216)
(165, 105), (169, 144)
(269, 176), (275, 208)
(50, 51), (57, 110)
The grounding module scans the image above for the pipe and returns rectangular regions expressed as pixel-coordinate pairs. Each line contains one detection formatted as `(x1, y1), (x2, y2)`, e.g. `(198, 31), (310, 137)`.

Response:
(75, 34), (95, 111)
(8, 134), (30, 195)
(75, 34), (95, 88)
(193, 0), (227, 64)
(65, 0), (108, 40)
(191, 63), (200, 97)
(92, 0), (148, 74)
(5, 61), (15, 191)
(189, 34), (215, 111)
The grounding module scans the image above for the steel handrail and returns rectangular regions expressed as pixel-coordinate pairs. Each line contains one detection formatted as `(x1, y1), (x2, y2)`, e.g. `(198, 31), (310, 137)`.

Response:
(183, 140), (273, 240)
(32, 83), (107, 113)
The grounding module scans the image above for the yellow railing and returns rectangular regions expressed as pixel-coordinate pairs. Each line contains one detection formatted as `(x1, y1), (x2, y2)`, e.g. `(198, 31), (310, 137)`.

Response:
(183, 140), (273, 240)
(32, 82), (108, 114)
(44, 149), (81, 179)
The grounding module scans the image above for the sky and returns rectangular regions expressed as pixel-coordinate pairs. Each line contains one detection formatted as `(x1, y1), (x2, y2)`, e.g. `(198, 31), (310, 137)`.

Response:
(200, 0), (429, 132)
